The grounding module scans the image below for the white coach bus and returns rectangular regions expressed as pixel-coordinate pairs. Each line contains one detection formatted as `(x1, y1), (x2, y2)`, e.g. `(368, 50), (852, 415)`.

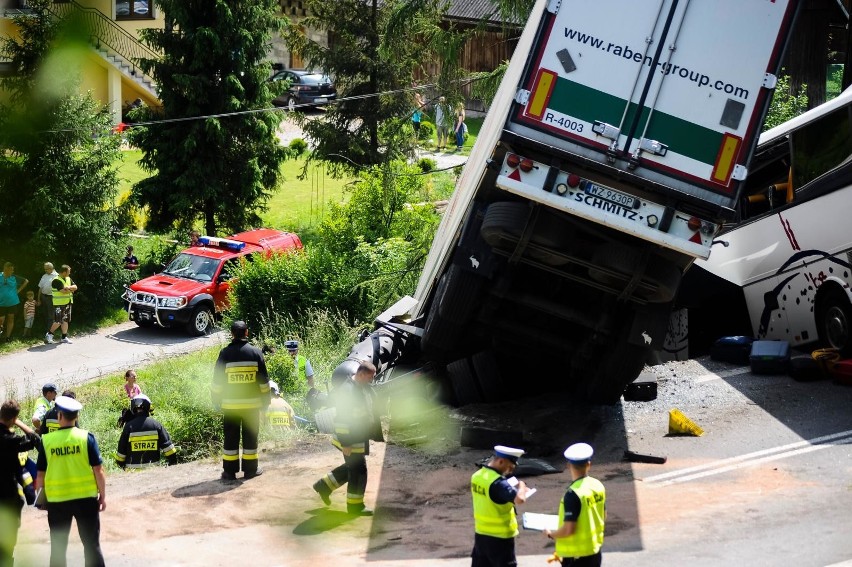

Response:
(692, 85), (852, 354)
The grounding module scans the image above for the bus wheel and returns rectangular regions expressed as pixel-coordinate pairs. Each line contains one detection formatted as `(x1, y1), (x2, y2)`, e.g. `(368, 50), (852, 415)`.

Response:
(818, 287), (852, 355)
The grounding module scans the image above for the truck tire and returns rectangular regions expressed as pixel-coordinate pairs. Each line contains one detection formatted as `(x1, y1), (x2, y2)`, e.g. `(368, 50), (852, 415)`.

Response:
(817, 286), (852, 355)
(186, 304), (214, 336)
(480, 202), (572, 265)
(436, 264), (483, 323)
(471, 350), (507, 402)
(589, 243), (681, 303)
(447, 358), (483, 406)
(420, 310), (459, 359)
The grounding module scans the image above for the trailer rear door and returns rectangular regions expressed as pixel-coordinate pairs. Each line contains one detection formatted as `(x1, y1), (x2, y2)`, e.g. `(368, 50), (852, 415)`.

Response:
(507, 0), (799, 210)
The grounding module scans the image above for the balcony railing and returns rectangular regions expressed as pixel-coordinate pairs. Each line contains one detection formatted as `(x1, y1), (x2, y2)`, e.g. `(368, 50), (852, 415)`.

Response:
(47, 0), (159, 73)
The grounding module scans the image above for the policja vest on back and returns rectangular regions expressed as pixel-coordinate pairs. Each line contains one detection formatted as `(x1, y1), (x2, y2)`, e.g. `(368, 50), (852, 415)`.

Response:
(556, 476), (606, 558)
(41, 428), (98, 502)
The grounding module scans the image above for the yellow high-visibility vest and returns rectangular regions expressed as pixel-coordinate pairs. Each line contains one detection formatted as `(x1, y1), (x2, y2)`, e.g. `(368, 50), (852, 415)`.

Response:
(471, 467), (518, 539)
(555, 476), (606, 558)
(42, 428), (98, 502)
(52, 276), (73, 306)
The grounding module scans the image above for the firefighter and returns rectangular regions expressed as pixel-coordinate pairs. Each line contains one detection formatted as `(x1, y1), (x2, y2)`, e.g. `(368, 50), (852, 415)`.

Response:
(312, 361), (381, 515)
(115, 395), (177, 469)
(211, 321), (270, 481)
(266, 381), (295, 428)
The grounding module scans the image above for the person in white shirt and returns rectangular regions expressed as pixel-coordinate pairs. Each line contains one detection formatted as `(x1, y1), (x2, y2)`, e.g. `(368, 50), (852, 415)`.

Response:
(37, 262), (58, 335)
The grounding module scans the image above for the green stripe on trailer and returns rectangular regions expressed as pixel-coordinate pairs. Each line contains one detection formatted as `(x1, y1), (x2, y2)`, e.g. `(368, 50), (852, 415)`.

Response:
(549, 78), (723, 165)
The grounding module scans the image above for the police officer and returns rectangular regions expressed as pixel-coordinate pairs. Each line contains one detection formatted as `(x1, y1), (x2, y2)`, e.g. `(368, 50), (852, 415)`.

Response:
(470, 445), (529, 567)
(115, 395), (178, 469)
(285, 340), (315, 389)
(544, 443), (606, 567)
(34, 395), (106, 567)
(31, 382), (58, 429)
(211, 320), (270, 481)
(38, 390), (76, 436)
(312, 361), (381, 516)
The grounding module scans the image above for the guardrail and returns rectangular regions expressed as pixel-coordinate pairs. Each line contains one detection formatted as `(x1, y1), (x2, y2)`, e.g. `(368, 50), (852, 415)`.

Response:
(47, 0), (160, 72)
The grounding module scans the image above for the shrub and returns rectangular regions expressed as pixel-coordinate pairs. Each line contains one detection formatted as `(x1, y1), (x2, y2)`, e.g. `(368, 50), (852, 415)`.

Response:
(289, 137), (308, 155)
(417, 157), (437, 173)
(418, 120), (436, 141)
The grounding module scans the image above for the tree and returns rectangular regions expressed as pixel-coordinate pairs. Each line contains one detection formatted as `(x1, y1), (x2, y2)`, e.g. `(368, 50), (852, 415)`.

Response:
(0, 0), (125, 320)
(130, 0), (287, 236)
(283, 0), (440, 175)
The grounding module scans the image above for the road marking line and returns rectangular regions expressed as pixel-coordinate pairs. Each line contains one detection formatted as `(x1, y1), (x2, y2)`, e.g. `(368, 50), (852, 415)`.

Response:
(694, 367), (750, 383)
(643, 429), (852, 487)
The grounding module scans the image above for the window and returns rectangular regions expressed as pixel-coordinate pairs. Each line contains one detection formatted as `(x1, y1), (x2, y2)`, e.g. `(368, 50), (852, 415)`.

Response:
(791, 105), (852, 190)
(116, 0), (151, 19)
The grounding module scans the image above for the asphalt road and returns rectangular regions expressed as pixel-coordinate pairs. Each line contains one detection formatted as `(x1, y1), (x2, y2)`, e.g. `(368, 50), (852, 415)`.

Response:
(0, 321), (226, 400)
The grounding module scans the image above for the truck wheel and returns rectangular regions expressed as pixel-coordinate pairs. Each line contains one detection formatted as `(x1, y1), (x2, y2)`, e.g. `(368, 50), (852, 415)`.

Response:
(589, 243), (681, 303)
(817, 287), (852, 355)
(480, 202), (572, 265)
(436, 265), (483, 322)
(420, 310), (460, 359)
(186, 305), (214, 336)
(471, 350), (507, 402)
(446, 358), (483, 406)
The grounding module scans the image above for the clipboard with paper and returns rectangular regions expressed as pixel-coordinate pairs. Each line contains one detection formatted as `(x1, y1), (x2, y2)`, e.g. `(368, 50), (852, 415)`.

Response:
(521, 512), (559, 532)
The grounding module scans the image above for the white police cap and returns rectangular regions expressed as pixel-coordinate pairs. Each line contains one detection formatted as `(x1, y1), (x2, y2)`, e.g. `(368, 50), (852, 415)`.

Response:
(494, 445), (525, 463)
(564, 442), (594, 463)
(55, 395), (82, 413)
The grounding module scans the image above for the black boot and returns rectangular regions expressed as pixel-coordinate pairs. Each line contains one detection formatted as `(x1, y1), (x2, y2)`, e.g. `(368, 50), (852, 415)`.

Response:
(312, 479), (332, 506)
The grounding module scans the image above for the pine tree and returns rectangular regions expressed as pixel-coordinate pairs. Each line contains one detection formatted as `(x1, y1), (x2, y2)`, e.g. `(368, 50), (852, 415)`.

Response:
(131, 0), (287, 235)
(283, 0), (435, 175)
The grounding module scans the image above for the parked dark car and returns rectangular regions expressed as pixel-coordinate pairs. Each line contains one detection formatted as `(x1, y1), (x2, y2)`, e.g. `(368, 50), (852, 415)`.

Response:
(270, 69), (337, 111)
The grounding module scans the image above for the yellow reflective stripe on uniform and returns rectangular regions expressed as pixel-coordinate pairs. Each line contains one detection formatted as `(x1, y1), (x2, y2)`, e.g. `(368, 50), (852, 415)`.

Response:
(116, 452), (126, 462)
(346, 493), (364, 505)
(322, 473), (340, 490)
(127, 462), (155, 469)
(18, 452), (27, 466)
(331, 438), (365, 453)
(20, 471), (32, 486)
(220, 398), (263, 409)
(129, 431), (158, 452)
(46, 419), (60, 432)
(162, 444), (177, 456)
(222, 449), (239, 462)
(268, 411), (292, 426)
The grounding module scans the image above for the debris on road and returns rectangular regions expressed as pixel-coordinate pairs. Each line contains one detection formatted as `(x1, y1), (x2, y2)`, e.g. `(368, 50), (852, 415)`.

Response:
(623, 450), (667, 464)
(668, 408), (704, 436)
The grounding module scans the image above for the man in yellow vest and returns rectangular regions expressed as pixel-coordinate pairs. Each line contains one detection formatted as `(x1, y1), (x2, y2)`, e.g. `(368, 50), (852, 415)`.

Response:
(31, 382), (58, 429)
(45, 265), (76, 345)
(34, 395), (106, 567)
(285, 340), (315, 389)
(471, 445), (530, 566)
(544, 443), (606, 567)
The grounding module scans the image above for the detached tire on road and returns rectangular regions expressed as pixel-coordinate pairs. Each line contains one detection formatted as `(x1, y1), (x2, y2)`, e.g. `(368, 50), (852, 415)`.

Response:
(186, 305), (214, 336)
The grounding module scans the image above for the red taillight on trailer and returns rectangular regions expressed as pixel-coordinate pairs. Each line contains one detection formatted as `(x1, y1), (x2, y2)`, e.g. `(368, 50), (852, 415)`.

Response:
(567, 173), (581, 188)
(687, 217), (702, 232)
(506, 154), (520, 168)
(519, 158), (534, 172)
